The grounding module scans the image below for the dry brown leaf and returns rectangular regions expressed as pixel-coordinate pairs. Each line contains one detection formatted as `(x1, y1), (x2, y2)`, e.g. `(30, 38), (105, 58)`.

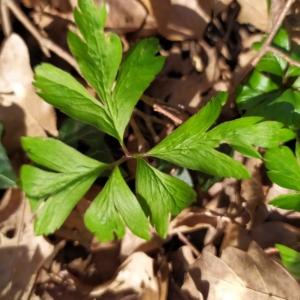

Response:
(237, 0), (269, 31)
(90, 252), (160, 299)
(0, 189), (54, 300)
(0, 34), (57, 152)
(141, 0), (211, 41)
(188, 242), (300, 300)
(251, 221), (300, 249)
(106, 0), (147, 33)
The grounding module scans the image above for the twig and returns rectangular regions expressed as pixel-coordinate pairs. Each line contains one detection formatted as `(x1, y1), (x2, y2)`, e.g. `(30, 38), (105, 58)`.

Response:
(267, 45), (300, 68)
(130, 117), (148, 152)
(177, 232), (201, 257)
(0, 0), (12, 36)
(234, 0), (296, 86)
(5, 0), (78, 71)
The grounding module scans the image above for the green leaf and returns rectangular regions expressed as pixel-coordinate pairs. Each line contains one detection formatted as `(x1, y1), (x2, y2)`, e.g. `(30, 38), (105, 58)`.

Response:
(112, 38), (165, 139)
(148, 92), (226, 155)
(0, 124), (16, 189)
(149, 92), (293, 179)
(21, 165), (83, 198)
(208, 117), (295, 151)
(148, 93), (251, 178)
(276, 244), (300, 279)
(34, 63), (119, 139)
(248, 70), (279, 92)
(256, 52), (287, 76)
(59, 118), (113, 163)
(34, 172), (98, 235)
(265, 146), (300, 191)
(21, 137), (104, 172)
(21, 137), (107, 234)
(136, 159), (196, 237)
(84, 167), (150, 241)
(68, 0), (122, 103)
(270, 193), (300, 211)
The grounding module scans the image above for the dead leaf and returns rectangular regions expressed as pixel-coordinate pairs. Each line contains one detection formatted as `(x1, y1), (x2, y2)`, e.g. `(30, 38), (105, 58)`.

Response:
(106, 0), (147, 33)
(90, 252), (160, 299)
(0, 34), (57, 152)
(237, 0), (269, 31)
(188, 242), (300, 300)
(251, 221), (300, 249)
(0, 189), (54, 300)
(141, 0), (211, 41)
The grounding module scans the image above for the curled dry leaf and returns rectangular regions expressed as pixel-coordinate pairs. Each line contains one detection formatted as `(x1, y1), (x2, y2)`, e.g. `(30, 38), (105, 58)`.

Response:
(90, 252), (160, 299)
(0, 189), (54, 300)
(188, 242), (300, 300)
(0, 34), (57, 152)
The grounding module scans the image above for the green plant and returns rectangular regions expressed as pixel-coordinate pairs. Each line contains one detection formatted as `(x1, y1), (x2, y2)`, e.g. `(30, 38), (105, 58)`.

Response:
(236, 27), (300, 129)
(20, 0), (295, 242)
(0, 123), (16, 189)
(276, 244), (300, 279)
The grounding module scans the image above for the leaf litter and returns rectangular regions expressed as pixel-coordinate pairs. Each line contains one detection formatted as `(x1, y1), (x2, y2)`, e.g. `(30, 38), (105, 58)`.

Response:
(0, 0), (300, 299)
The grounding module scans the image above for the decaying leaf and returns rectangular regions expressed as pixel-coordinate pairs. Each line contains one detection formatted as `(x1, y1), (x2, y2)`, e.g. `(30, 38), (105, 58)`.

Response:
(188, 242), (300, 300)
(90, 252), (160, 299)
(0, 189), (54, 300)
(141, 0), (212, 41)
(0, 34), (57, 152)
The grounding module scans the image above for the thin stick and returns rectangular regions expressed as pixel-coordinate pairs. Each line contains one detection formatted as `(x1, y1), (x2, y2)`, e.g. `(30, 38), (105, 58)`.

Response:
(234, 0), (296, 85)
(130, 117), (148, 152)
(267, 45), (300, 68)
(153, 104), (183, 125)
(0, 0), (12, 36)
(177, 232), (201, 257)
(5, 0), (78, 71)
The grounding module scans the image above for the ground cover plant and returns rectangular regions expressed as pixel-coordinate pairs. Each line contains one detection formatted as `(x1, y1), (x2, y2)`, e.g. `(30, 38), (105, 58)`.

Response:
(20, 0), (295, 242)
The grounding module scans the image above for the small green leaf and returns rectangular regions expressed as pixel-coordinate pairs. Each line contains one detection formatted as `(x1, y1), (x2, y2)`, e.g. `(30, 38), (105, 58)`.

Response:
(34, 63), (119, 139)
(21, 165), (83, 198)
(136, 159), (196, 237)
(208, 117), (295, 150)
(276, 244), (300, 279)
(270, 193), (300, 211)
(21, 137), (105, 172)
(0, 124), (16, 189)
(21, 137), (107, 234)
(68, 0), (122, 103)
(34, 172), (98, 235)
(112, 38), (165, 139)
(84, 167), (150, 241)
(265, 146), (300, 191)
(248, 70), (278, 92)
(148, 93), (249, 179)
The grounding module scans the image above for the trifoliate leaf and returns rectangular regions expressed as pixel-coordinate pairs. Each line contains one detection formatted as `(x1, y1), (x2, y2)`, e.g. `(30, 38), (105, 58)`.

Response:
(136, 159), (196, 237)
(0, 123), (16, 189)
(265, 146), (300, 191)
(276, 244), (300, 279)
(84, 167), (150, 241)
(21, 137), (107, 235)
(270, 193), (300, 212)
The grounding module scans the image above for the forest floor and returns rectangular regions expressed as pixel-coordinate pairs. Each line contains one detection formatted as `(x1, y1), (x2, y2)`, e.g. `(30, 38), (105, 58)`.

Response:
(1, 0), (300, 299)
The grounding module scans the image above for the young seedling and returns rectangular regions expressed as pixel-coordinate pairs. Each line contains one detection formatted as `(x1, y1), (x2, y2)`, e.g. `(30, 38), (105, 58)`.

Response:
(21, 0), (295, 241)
